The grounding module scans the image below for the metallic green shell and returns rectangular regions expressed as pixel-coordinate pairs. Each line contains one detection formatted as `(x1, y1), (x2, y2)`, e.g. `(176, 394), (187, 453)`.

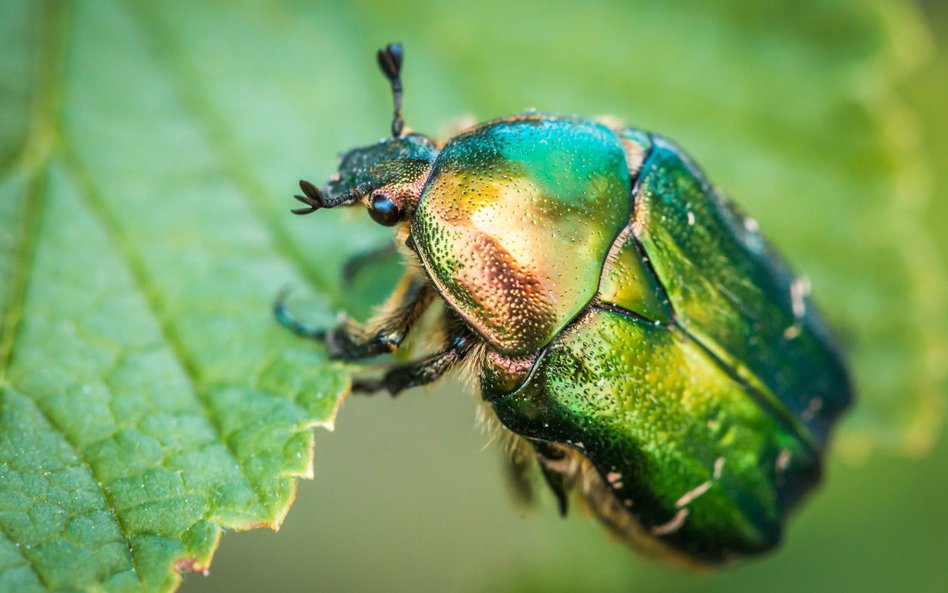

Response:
(633, 136), (851, 445)
(599, 227), (673, 323)
(487, 307), (818, 561)
(412, 115), (631, 356)
(480, 128), (852, 561)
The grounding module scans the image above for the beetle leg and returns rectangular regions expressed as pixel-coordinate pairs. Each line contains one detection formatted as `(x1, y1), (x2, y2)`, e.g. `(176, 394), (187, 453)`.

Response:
(326, 273), (435, 360)
(351, 318), (474, 396)
(273, 289), (329, 340)
(503, 441), (538, 506)
(275, 272), (434, 360)
(340, 243), (398, 287)
(532, 441), (573, 517)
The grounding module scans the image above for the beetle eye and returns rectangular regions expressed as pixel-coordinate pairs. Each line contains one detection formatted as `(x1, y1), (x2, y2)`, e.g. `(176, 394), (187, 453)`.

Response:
(368, 193), (401, 226)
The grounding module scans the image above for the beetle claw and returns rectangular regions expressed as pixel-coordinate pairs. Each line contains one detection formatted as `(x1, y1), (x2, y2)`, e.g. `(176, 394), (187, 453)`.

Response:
(273, 286), (328, 341)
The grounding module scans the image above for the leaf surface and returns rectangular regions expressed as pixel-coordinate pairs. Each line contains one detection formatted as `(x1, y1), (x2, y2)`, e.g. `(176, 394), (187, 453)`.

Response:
(0, 2), (349, 592)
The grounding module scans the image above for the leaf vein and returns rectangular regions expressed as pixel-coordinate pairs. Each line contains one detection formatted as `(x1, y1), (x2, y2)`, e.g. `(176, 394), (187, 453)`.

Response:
(5, 386), (142, 585)
(56, 141), (272, 525)
(127, 0), (333, 295)
(0, 486), (49, 590)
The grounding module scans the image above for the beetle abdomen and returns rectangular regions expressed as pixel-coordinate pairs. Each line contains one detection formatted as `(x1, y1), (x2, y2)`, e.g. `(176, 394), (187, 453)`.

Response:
(490, 306), (819, 562)
(413, 115), (631, 356)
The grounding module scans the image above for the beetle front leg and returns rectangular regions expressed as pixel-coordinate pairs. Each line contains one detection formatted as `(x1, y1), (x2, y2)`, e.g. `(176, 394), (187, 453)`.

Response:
(275, 272), (434, 361)
(352, 322), (474, 396)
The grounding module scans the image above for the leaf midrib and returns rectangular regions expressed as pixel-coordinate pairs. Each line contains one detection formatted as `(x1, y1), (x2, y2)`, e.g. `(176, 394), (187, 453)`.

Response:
(0, 0), (64, 385)
(126, 0), (335, 297)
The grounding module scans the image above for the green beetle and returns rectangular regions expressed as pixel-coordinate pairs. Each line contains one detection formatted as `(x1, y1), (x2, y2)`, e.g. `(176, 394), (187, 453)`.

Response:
(278, 43), (852, 565)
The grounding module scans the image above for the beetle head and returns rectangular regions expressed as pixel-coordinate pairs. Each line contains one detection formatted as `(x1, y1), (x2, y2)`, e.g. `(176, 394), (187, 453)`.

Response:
(292, 43), (438, 226)
(292, 134), (438, 226)
(335, 134), (438, 226)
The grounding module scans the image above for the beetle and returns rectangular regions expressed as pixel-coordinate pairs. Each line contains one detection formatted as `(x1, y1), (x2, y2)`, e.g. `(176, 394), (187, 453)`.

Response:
(276, 43), (852, 566)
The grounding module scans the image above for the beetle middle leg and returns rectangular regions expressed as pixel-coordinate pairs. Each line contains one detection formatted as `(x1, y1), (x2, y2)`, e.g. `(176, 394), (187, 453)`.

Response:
(340, 243), (398, 287)
(532, 441), (577, 517)
(352, 312), (475, 396)
(275, 271), (434, 361)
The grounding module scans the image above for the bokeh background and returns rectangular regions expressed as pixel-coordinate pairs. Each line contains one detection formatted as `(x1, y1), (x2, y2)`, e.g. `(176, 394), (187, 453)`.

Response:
(5, 0), (946, 592)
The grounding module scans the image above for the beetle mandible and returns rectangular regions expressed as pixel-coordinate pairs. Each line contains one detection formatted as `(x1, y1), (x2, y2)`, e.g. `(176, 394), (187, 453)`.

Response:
(277, 43), (853, 566)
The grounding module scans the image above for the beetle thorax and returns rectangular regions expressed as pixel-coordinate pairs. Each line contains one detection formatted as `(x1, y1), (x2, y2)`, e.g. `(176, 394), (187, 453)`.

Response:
(411, 116), (632, 356)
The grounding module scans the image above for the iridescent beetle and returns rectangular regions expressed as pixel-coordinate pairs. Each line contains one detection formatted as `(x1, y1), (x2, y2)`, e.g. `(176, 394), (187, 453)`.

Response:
(277, 43), (852, 565)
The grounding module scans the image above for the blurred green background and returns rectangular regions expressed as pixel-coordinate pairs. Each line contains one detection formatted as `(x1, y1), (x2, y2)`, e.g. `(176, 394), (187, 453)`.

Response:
(5, 0), (947, 591)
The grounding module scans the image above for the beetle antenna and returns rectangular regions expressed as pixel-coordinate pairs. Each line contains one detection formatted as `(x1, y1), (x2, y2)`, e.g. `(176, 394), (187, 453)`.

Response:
(292, 179), (361, 215)
(377, 42), (405, 138)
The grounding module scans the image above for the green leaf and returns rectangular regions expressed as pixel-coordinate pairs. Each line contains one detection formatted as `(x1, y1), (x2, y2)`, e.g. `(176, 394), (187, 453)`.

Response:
(0, 2), (350, 592)
(3, 1), (946, 592)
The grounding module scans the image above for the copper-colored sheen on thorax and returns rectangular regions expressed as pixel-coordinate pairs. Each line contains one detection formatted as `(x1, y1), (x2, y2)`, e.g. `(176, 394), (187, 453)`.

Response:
(412, 116), (632, 356)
